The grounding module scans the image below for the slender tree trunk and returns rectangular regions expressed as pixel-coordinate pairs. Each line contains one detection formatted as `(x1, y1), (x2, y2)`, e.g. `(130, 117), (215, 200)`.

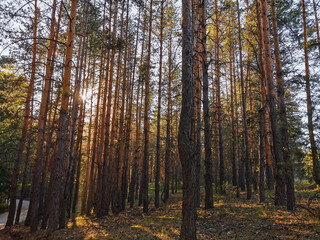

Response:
(200, 0), (213, 209)
(255, 0), (266, 203)
(81, 56), (94, 215)
(192, 0), (201, 208)
(38, 4), (63, 227)
(60, 4), (88, 227)
(128, 7), (145, 209)
(141, 0), (153, 213)
(15, 98), (34, 224)
(164, 37), (172, 204)
(271, 0), (295, 210)
(228, 18), (237, 188)
(155, 0), (164, 208)
(94, 0), (108, 218)
(179, 0), (197, 238)
(100, 0), (118, 217)
(113, 0), (130, 214)
(6, 0), (38, 227)
(302, 0), (320, 185)
(47, 0), (77, 231)
(214, 0), (225, 195)
(28, 0), (57, 231)
(105, 0), (124, 214)
(260, 0), (286, 206)
(236, 0), (252, 199)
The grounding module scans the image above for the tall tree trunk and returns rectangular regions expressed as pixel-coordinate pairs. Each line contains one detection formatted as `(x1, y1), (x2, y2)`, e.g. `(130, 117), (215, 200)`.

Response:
(141, 0), (153, 213)
(193, 0), (201, 208)
(214, 0), (225, 195)
(28, 0), (57, 231)
(164, 37), (172, 204)
(6, 0), (38, 227)
(260, 0), (286, 206)
(60, 4), (88, 227)
(236, 0), (252, 199)
(81, 58), (94, 215)
(101, 0), (119, 216)
(38, 3), (63, 227)
(113, 0), (130, 214)
(271, 0), (295, 211)
(105, 0), (124, 214)
(47, 0), (77, 231)
(128, 7), (145, 209)
(302, 0), (320, 184)
(200, 0), (213, 209)
(155, 0), (164, 208)
(15, 97), (34, 224)
(255, 0), (266, 203)
(94, 0), (109, 218)
(179, 0), (197, 238)
(228, 16), (237, 188)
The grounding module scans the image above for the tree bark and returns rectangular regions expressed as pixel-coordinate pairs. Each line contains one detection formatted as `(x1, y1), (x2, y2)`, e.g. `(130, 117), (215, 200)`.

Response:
(301, 0), (320, 185)
(155, 0), (164, 208)
(201, 0), (213, 209)
(47, 0), (77, 231)
(141, 0), (153, 213)
(128, 7), (145, 208)
(164, 37), (172, 204)
(260, 0), (286, 206)
(6, 0), (38, 227)
(179, 0), (197, 238)
(271, 0), (295, 211)
(236, 0), (252, 199)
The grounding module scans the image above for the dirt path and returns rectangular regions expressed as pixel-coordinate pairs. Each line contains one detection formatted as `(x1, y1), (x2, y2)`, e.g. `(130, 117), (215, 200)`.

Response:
(0, 200), (29, 230)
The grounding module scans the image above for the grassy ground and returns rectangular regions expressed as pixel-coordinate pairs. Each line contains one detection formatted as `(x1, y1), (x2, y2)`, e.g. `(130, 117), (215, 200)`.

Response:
(1, 183), (320, 239)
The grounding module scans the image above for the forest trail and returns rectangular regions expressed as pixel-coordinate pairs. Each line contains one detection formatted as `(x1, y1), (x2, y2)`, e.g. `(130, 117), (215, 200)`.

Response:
(0, 200), (29, 230)
(1, 186), (319, 239)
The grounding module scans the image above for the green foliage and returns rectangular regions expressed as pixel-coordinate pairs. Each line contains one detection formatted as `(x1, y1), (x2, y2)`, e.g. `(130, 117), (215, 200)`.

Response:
(0, 63), (27, 201)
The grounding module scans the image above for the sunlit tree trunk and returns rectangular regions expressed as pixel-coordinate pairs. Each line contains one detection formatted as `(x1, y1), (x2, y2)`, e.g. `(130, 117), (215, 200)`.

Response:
(60, 4), (88, 227)
(38, 4), (63, 228)
(81, 58), (95, 215)
(72, 50), (89, 215)
(27, 0), (57, 231)
(47, 0), (77, 231)
(260, 0), (286, 206)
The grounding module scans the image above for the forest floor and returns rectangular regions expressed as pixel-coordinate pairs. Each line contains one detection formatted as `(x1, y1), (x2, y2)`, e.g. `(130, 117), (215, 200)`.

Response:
(1, 183), (320, 239)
